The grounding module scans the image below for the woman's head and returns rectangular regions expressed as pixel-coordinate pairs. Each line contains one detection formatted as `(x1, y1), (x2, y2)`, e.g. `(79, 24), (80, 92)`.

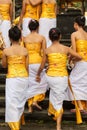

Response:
(9, 26), (21, 41)
(49, 28), (61, 42)
(74, 16), (85, 29)
(28, 19), (39, 31)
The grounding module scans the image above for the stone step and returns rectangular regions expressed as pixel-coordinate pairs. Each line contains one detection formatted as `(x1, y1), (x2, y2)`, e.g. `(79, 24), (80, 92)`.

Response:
(0, 74), (6, 84)
(0, 84), (74, 109)
(60, 39), (71, 46)
(0, 84), (5, 92)
(0, 94), (75, 110)
(0, 108), (87, 122)
(0, 63), (7, 74)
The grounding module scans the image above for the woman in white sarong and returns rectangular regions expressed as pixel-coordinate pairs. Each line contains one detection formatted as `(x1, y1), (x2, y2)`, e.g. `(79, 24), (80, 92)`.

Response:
(18, 0), (40, 37)
(29, 0), (57, 47)
(0, 0), (13, 48)
(67, 16), (87, 112)
(39, 0), (57, 47)
(23, 19), (47, 113)
(36, 28), (82, 130)
(2, 26), (29, 130)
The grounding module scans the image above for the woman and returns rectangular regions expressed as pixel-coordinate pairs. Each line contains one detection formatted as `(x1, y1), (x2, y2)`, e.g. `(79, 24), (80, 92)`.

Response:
(0, 0), (13, 48)
(68, 16), (87, 112)
(23, 19), (47, 113)
(39, 0), (57, 47)
(29, 0), (57, 47)
(2, 26), (29, 130)
(36, 28), (82, 130)
(18, 0), (41, 37)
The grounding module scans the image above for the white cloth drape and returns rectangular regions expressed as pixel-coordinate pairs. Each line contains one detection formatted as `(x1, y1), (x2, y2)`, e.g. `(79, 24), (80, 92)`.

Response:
(66, 61), (87, 101)
(5, 77), (28, 122)
(22, 18), (32, 37)
(0, 20), (11, 48)
(26, 64), (47, 99)
(46, 75), (68, 110)
(39, 18), (56, 47)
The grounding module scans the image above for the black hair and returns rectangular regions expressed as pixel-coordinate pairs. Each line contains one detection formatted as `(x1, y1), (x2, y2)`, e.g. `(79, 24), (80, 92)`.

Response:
(49, 28), (61, 42)
(74, 16), (85, 27)
(9, 26), (21, 41)
(28, 19), (39, 31)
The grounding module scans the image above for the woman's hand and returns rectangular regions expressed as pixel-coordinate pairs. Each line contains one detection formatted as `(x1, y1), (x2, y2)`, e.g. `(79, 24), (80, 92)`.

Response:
(36, 75), (41, 82)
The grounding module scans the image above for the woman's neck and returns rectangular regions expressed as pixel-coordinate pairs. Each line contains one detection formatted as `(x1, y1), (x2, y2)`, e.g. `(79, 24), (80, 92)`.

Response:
(12, 41), (20, 46)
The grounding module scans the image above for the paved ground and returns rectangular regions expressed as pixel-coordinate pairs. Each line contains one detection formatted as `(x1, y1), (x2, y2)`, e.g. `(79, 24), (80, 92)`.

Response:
(0, 121), (87, 130)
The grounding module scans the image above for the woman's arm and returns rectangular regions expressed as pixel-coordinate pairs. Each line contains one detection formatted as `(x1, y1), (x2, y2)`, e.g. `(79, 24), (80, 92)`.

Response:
(30, 0), (42, 6)
(9, 0), (13, 23)
(71, 32), (76, 52)
(25, 53), (29, 73)
(2, 49), (7, 68)
(18, 0), (26, 28)
(68, 47), (82, 61)
(36, 37), (47, 82)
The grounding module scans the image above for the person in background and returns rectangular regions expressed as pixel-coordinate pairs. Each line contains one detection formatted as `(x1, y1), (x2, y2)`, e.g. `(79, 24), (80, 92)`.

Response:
(23, 19), (47, 113)
(36, 28), (82, 130)
(0, 0), (13, 48)
(68, 16), (87, 113)
(2, 26), (29, 130)
(18, 0), (41, 37)
(30, 0), (57, 47)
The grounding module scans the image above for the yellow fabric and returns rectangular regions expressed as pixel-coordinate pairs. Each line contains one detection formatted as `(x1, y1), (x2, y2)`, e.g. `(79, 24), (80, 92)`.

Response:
(68, 79), (82, 124)
(24, 4), (39, 20)
(21, 114), (25, 125)
(0, 49), (2, 59)
(13, 17), (20, 25)
(48, 102), (63, 120)
(47, 53), (68, 76)
(8, 122), (20, 130)
(76, 40), (87, 61)
(25, 42), (42, 64)
(41, 3), (56, 18)
(7, 55), (28, 78)
(28, 94), (45, 106)
(0, 4), (10, 20)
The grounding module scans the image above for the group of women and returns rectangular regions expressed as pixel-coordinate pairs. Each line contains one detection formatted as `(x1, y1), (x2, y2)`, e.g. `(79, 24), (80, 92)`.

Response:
(0, 0), (87, 130)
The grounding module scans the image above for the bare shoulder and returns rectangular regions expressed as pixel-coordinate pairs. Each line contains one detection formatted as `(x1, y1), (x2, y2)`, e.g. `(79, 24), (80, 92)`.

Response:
(22, 0), (26, 4)
(45, 47), (51, 55)
(3, 48), (10, 55)
(9, 0), (12, 4)
(40, 34), (46, 41)
(71, 32), (76, 38)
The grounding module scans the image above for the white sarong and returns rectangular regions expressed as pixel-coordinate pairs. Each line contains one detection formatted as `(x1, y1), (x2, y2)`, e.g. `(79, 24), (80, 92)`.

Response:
(0, 20), (11, 48)
(22, 18), (32, 37)
(5, 77), (28, 122)
(26, 64), (47, 99)
(66, 61), (87, 101)
(39, 18), (56, 47)
(46, 75), (68, 110)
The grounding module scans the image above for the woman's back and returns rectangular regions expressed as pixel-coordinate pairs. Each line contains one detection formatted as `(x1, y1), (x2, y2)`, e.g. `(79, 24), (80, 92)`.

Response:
(0, 0), (11, 4)
(24, 33), (44, 64)
(74, 30), (87, 41)
(42, 0), (56, 4)
(4, 45), (28, 57)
